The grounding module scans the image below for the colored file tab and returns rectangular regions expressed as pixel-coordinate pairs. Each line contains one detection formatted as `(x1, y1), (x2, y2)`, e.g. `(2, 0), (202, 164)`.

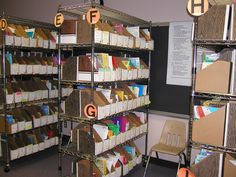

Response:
(194, 105), (219, 120)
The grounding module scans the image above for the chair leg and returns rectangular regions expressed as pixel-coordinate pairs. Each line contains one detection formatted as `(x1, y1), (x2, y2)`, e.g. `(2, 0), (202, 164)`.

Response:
(143, 150), (152, 177)
(156, 152), (159, 159)
(176, 155), (182, 177)
(181, 153), (187, 167)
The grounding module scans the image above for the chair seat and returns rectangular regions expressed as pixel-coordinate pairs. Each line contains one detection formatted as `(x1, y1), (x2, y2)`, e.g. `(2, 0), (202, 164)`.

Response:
(151, 143), (185, 156)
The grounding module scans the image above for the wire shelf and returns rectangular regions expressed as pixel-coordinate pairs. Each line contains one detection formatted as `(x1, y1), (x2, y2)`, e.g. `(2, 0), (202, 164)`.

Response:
(60, 43), (153, 52)
(191, 141), (236, 154)
(59, 132), (147, 159)
(60, 105), (149, 123)
(58, 2), (150, 27)
(60, 78), (148, 86)
(193, 91), (236, 101)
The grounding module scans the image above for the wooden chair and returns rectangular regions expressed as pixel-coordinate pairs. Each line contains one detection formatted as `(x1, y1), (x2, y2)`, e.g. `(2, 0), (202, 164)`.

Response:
(143, 120), (187, 177)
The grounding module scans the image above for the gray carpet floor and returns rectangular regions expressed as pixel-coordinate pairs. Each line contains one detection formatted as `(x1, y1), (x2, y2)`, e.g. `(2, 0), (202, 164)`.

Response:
(0, 147), (176, 177)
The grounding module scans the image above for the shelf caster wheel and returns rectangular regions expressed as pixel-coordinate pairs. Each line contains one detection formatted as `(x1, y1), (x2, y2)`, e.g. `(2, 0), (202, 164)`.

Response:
(4, 166), (10, 173)
(142, 157), (147, 167)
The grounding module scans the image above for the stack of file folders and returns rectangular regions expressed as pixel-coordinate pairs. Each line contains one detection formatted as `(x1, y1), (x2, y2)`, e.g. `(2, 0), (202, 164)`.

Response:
(0, 103), (62, 134)
(72, 142), (142, 177)
(4, 124), (59, 161)
(62, 54), (149, 82)
(59, 18), (154, 50)
(65, 84), (150, 120)
(70, 112), (147, 156)
(1, 54), (58, 75)
(0, 23), (57, 49)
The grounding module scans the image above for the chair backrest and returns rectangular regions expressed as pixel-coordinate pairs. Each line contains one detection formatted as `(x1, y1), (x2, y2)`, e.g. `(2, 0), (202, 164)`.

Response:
(159, 120), (186, 148)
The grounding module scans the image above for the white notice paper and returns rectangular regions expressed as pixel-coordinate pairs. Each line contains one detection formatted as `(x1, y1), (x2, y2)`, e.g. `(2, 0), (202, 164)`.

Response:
(166, 21), (193, 86)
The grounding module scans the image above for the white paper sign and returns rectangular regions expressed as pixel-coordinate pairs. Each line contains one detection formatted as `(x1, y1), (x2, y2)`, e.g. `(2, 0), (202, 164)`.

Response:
(166, 21), (193, 86)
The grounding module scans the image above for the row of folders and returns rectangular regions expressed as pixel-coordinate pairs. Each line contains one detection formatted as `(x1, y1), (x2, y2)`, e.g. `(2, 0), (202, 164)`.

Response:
(70, 112), (147, 155)
(0, 103), (61, 134)
(0, 23), (56, 49)
(195, 48), (236, 95)
(193, 99), (236, 148)
(60, 17), (154, 50)
(0, 78), (73, 104)
(0, 55), (58, 75)
(62, 54), (149, 82)
(65, 84), (149, 120)
(74, 142), (142, 177)
(196, 4), (236, 41)
(4, 124), (58, 161)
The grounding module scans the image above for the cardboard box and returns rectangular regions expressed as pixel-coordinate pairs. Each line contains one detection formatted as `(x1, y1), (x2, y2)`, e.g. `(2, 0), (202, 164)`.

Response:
(140, 59), (149, 78)
(102, 22), (118, 46)
(35, 28), (49, 48)
(43, 29), (56, 49)
(140, 29), (154, 50)
(5, 122), (18, 134)
(77, 126), (103, 155)
(59, 20), (77, 44)
(195, 60), (231, 94)
(76, 17), (110, 45)
(224, 153), (236, 177)
(5, 56), (19, 75)
(192, 106), (226, 146)
(76, 160), (103, 177)
(11, 112), (24, 132)
(24, 106), (42, 128)
(16, 25), (30, 47)
(191, 152), (220, 177)
(62, 56), (104, 82)
(5, 35), (14, 46)
(32, 144), (39, 153)
(7, 24), (21, 46)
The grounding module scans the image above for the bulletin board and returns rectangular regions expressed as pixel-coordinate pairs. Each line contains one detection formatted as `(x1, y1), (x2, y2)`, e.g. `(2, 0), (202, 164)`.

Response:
(149, 25), (191, 116)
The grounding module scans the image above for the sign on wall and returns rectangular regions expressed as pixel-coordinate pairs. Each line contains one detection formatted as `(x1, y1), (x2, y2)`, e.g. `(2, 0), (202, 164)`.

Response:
(166, 21), (193, 87)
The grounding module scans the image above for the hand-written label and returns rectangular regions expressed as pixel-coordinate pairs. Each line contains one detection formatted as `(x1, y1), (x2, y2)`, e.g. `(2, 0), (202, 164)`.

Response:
(54, 13), (64, 27)
(86, 8), (100, 24)
(187, 0), (209, 17)
(84, 104), (97, 119)
(0, 18), (7, 31)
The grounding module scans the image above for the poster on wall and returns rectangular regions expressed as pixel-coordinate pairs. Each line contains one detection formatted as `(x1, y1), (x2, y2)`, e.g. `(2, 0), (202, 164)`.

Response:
(166, 21), (193, 87)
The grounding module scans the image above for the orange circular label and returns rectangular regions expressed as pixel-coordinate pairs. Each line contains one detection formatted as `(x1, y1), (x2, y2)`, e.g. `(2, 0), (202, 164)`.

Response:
(0, 18), (7, 31)
(187, 0), (209, 17)
(86, 8), (100, 24)
(84, 104), (97, 119)
(178, 168), (195, 177)
(54, 13), (64, 27)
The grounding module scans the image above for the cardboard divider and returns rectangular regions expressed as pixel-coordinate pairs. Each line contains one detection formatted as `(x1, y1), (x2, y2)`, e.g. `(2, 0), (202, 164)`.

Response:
(195, 60), (231, 94)
(191, 152), (221, 177)
(192, 106), (226, 146)
(224, 153), (236, 177)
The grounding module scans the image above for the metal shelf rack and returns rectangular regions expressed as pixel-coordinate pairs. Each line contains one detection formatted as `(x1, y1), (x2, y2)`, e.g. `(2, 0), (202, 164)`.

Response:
(187, 14), (236, 176)
(57, 1), (152, 177)
(0, 15), (58, 172)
